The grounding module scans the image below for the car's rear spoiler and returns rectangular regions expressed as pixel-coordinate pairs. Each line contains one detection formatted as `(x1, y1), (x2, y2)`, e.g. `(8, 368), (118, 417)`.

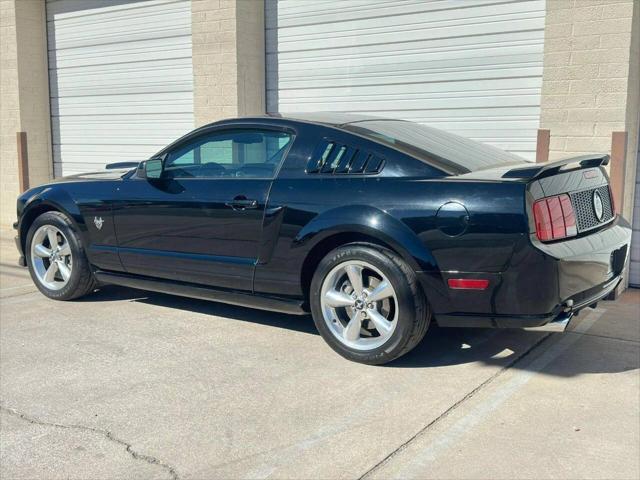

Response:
(105, 161), (140, 170)
(502, 154), (610, 180)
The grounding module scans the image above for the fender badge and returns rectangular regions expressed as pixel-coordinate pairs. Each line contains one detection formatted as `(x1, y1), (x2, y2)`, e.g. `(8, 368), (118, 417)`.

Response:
(94, 216), (104, 230)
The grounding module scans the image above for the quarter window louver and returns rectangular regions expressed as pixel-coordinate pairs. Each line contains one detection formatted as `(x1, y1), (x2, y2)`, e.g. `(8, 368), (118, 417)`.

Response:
(307, 140), (384, 175)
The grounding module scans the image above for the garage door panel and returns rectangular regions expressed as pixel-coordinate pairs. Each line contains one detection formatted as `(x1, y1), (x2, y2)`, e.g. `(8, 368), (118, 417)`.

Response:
(53, 145), (168, 164)
(49, 59), (193, 97)
(274, 1), (543, 37)
(272, 87), (542, 101)
(47, 0), (190, 50)
(272, 55), (544, 84)
(51, 92), (194, 116)
(270, 66), (543, 91)
(266, 0), (544, 160)
(274, 18), (543, 54)
(47, 0), (194, 176)
(48, 21), (190, 52)
(48, 37), (193, 70)
(53, 143), (169, 158)
(272, 30), (544, 65)
(269, 77), (543, 100)
(271, 0), (534, 25)
(51, 116), (192, 144)
(46, 0), (180, 17)
(272, 44), (544, 73)
(273, 93), (542, 112)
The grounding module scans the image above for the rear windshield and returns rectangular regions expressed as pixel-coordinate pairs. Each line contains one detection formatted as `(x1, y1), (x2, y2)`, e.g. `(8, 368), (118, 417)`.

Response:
(343, 120), (525, 175)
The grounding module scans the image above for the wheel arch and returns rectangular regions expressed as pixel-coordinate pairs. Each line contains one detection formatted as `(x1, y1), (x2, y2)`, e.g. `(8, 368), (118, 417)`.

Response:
(296, 206), (438, 304)
(19, 193), (86, 253)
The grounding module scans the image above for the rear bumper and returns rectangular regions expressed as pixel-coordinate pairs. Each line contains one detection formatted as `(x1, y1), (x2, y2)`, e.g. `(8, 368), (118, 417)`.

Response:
(435, 274), (621, 329)
(421, 216), (631, 329)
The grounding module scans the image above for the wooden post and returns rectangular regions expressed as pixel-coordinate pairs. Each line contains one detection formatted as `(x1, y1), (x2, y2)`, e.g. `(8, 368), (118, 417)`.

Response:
(536, 129), (550, 163)
(16, 131), (29, 192)
(609, 131), (627, 215)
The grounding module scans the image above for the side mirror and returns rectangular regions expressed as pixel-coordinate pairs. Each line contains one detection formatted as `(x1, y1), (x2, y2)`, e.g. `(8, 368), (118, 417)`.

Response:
(142, 158), (163, 180)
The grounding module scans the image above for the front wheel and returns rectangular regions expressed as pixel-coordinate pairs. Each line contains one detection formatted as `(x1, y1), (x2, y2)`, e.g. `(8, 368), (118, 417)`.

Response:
(26, 211), (96, 300)
(310, 245), (430, 365)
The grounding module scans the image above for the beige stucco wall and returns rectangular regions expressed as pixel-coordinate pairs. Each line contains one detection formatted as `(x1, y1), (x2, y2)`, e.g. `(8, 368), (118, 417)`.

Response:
(1, 0), (637, 232)
(0, 0), (21, 232)
(623, 0), (639, 223)
(191, 0), (265, 127)
(540, 0), (639, 221)
(0, 0), (51, 232)
(1, 0), (267, 233)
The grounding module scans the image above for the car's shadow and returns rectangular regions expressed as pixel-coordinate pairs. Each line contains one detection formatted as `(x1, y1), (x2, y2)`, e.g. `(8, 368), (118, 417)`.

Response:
(81, 284), (319, 336)
(80, 285), (639, 377)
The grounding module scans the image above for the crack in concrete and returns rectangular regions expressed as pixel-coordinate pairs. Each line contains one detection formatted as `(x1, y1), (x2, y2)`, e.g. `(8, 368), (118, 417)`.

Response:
(0, 405), (179, 480)
(567, 330), (639, 344)
(358, 333), (553, 480)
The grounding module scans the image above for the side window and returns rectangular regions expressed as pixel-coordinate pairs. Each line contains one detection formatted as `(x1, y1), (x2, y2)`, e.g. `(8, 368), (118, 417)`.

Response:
(164, 129), (293, 179)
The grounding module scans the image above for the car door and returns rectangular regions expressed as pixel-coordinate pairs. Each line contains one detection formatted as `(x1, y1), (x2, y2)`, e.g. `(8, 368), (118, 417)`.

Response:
(112, 127), (293, 291)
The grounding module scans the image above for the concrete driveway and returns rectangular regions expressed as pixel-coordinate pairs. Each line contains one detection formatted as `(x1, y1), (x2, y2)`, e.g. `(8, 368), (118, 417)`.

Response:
(1, 232), (638, 479)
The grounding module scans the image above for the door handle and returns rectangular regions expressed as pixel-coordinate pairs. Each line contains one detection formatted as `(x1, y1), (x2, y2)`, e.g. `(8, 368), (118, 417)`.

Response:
(226, 196), (258, 210)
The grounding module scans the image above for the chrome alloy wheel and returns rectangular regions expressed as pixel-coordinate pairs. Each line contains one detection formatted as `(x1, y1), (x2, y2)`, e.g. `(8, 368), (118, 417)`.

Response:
(320, 260), (399, 350)
(30, 225), (73, 291)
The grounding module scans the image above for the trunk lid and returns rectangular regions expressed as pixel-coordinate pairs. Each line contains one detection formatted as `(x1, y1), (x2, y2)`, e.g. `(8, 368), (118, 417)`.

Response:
(458, 154), (615, 240)
(524, 155), (615, 241)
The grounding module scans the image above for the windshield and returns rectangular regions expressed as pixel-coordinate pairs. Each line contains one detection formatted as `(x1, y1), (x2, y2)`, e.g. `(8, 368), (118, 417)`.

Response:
(343, 120), (526, 175)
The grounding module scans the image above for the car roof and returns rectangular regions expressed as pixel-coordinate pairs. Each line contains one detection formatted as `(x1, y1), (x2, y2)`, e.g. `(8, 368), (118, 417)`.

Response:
(208, 112), (400, 128)
(265, 112), (393, 126)
(176, 112), (525, 175)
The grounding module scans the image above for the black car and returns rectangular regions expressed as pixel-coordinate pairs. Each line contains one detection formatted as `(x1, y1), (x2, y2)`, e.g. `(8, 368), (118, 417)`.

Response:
(14, 113), (631, 364)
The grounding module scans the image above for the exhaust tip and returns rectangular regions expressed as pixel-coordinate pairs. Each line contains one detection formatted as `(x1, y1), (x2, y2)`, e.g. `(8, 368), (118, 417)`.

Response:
(524, 312), (573, 333)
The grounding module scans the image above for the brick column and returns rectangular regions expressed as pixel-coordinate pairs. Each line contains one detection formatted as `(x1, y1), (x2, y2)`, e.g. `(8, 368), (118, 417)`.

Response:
(191, 0), (265, 127)
(0, 0), (52, 232)
(539, 0), (639, 222)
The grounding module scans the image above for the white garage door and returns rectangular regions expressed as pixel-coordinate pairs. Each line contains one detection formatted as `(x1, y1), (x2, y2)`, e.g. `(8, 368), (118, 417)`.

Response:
(266, 0), (545, 160)
(630, 134), (640, 287)
(47, 0), (194, 176)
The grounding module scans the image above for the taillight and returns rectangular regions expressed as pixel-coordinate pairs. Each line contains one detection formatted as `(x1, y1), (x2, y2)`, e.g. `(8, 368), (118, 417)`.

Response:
(533, 194), (577, 242)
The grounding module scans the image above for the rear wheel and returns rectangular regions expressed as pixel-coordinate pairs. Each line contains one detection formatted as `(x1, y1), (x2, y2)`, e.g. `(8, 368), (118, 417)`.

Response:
(26, 211), (96, 300)
(310, 245), (430, 365)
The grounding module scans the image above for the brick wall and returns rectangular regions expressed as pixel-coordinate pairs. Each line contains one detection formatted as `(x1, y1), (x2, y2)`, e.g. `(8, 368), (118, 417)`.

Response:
(14, 0), (52, 190)
(541, 0), (635, 155)
(540, 0), (639, 221)
(540, 0), (639, 294)
(0, 0), (20, 233)
(0, 0), (51, 233)
(623, 0), (639, 223)
(192, 0), (265, 127)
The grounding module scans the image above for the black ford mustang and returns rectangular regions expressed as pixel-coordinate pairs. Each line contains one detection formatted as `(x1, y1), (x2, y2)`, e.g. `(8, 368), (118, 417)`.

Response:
(14, 113), (631, 364)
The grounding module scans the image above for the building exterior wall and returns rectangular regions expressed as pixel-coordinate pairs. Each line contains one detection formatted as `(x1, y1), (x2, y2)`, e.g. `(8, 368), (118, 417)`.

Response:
(0, 0), (638, 244)
(0, 0), (51, 232)
(623, 0), (639, 223)
(0, 0), (21, 233)
(265, 0), (546, 160)
(191, 0), (264, 127)
(47, 0), (195, 177)
(539, 0), (639, 222)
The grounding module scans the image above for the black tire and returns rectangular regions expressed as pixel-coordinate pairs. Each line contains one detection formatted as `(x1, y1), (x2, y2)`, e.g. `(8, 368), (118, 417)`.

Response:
(310, 244), (430, 365)
(25, 211), (97, 300)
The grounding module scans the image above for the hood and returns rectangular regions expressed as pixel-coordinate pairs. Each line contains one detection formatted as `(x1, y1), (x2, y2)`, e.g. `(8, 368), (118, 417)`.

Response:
(49, 168), (134, 183)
